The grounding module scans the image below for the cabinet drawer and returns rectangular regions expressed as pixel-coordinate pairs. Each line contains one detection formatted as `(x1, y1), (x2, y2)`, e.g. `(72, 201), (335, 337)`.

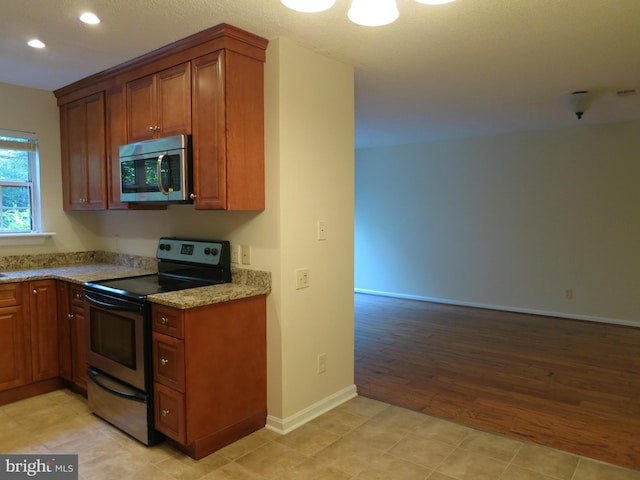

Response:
(152, 305), (184, 338)
(152, 332), (185, 392)
(154, 382), (186, 443)
(0, 283), (22, 308)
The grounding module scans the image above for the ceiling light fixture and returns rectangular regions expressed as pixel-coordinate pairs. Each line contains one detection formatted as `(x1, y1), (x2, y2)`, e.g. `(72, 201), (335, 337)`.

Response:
(281, 0), (336, 13)
(80, 12), (101, 24)
(348, 0), (399, 26)
(282, 0), (455, 26)
(27, 39), (46, 49)
(561, 90), (598, 120)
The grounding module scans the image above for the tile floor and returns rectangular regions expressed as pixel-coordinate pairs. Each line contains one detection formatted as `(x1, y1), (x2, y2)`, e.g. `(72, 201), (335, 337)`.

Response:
(0, 389), (639, 480)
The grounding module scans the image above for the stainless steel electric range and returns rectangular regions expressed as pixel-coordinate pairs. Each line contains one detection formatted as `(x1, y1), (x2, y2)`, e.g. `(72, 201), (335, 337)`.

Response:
(83, 237), (232, 445)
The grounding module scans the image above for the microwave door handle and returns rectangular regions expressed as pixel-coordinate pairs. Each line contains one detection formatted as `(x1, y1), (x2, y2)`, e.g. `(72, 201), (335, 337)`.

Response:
(157, 152), (169, 195)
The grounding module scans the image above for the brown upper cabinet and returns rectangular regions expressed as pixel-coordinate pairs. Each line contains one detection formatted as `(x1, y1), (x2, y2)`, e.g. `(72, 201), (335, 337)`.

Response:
(126, 63), (191, 142)
(54, 24), (268, 211)
(59, 92), (108, 210)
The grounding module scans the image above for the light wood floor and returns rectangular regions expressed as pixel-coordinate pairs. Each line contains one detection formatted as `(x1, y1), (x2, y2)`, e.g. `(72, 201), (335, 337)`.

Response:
(354, 293), (640, 471)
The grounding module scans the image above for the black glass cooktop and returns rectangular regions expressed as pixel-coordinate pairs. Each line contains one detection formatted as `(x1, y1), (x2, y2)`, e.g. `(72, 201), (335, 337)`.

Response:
(85, 274), (216, 301)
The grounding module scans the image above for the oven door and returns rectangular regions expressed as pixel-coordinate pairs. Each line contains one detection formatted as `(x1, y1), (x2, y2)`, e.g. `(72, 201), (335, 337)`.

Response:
(84, 289), (148, 391)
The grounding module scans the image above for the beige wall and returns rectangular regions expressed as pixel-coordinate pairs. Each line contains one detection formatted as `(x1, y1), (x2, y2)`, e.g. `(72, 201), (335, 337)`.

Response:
(355, 121), (640, 325)
(0, 82), (101, 253)
(0, 39), (356, 428)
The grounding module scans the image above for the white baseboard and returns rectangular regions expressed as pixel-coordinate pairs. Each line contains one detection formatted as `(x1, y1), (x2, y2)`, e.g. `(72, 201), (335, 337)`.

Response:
(265, 384), (357, 435)
(354, 288), (639, 328)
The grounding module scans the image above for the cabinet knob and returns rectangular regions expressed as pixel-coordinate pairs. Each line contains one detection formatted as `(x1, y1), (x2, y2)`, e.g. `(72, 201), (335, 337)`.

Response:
(161, 358), (169, 366)
(162, 409), (170, 417)
(190, 193), (197, 199)
(149, 126), (160, 132)
(161, 316), (169, 325)
(75, 292), (83, 299)
(68, 313), (75, 319)
(32, 289), (38, 296)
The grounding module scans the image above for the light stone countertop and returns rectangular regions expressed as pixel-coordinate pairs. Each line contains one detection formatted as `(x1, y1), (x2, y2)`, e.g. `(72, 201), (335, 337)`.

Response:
(0, 258), (271, 309)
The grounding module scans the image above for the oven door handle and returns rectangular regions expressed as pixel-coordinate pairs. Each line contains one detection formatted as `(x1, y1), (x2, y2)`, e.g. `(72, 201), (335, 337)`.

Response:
(83, 290), (144, 313)
(88, 368), (147, 403)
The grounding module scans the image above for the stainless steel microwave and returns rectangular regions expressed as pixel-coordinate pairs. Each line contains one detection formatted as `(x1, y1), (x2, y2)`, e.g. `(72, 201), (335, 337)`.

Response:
(119, 134), (192, 203)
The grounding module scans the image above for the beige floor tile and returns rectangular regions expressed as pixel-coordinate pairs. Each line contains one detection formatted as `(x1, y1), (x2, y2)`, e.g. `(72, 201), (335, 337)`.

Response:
(278, 457), (353, 480)
(216, 428), (280, 461)
(354, 453), (431, 480)
(435, 447), (508, 480)
(573, 458), (640, 480)
(457, 430), (523, 462)
(412, 419), (474, 446)
(499, 464), (558, 480)
(200, 461), (268, 479)
(312, 436), (389, 477)
(156, 451), (229, 480)
(511, 443), (579, 480)
(343, 417), (411, 452)
(235, 440), (308, 479)
(275, 422), (341, 455)
(336, 395), (390, 419)
(427, 473), (458, 480)
(309, 407), (370, 436)
(388, 433), (457, 469)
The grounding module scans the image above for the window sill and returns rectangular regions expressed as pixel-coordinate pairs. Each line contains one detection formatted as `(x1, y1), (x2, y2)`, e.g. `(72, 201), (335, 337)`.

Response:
(0, 232), (56, 246)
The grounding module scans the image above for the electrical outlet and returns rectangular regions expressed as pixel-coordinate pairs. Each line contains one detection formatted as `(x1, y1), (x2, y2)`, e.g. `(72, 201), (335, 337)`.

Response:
(241, 244), (251, 265)
(231, 244), (241, 264)
(295, 268), (310, 289)
(317, 221), (327, 240)
(317, 353), (327, 374)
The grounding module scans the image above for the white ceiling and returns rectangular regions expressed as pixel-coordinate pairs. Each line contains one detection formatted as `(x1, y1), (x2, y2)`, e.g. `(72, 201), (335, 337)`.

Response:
(1, 0), (639, 149)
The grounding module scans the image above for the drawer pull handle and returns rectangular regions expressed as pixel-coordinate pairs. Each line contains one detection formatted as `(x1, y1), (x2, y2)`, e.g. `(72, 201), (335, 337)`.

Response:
(161, 358), (169, 366)
(162, 409), (170, 417)
(161, 316), (169, 325)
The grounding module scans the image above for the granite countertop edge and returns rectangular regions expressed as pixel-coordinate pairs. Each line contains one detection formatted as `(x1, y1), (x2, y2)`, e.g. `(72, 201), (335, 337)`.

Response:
(0, 260), (271, 309)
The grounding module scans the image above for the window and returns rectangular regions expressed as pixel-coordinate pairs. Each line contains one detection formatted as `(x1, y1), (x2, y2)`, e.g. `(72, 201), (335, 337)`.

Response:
(0, 129), (41, 234)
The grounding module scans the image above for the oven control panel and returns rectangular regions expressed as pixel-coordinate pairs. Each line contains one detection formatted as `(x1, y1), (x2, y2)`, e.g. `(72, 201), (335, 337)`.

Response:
(156, 237), (230, 266)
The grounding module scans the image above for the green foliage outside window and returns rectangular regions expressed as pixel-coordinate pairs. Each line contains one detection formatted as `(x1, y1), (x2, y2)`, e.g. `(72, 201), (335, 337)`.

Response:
(0, 134), (37, 233)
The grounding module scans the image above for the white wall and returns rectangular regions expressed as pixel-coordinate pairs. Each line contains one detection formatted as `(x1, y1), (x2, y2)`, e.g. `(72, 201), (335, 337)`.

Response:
(0, 82), (101, 254)
(0, 39), (355, 428)
(355, 121), (640, 325)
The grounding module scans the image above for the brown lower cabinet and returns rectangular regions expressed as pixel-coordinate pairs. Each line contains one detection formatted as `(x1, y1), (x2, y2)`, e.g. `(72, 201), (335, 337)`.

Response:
(152, 295), (267, 459)
(0, 281), (63, 405)
(57, 281), (87, 391)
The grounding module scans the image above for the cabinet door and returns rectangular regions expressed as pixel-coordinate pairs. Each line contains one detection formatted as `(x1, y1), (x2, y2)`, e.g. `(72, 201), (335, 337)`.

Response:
(0, 284), (28, 391)
(157, 62), (191, 138)
(69, 285), (87, 388)
(127, 62), (191, 142)
(29, 280), (59, 382)
(60, 92), (107, 210)
(127, 75), (156, 142)
(56, 281), (72, 382)
(106, 85), (128, 209)
(191, 51), (227, 209)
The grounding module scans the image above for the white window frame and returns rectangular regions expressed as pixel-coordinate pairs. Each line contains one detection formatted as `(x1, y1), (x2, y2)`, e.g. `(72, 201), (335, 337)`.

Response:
(0, 128), (54, 242)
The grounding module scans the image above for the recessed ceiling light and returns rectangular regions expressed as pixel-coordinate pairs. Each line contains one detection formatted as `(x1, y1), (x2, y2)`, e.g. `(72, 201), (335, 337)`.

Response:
(80, 12), (101, 24)
(28, 39), (46, 49)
